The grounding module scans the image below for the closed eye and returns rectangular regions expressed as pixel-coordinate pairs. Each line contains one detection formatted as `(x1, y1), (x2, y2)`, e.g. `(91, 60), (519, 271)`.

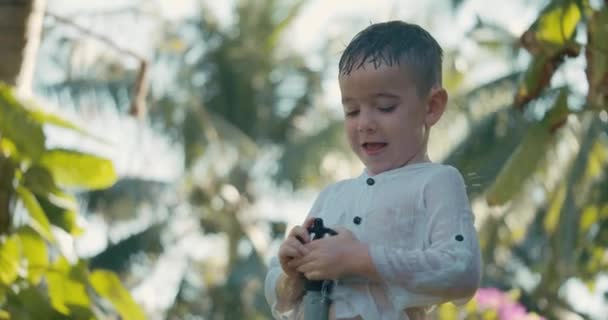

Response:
(378, 105), (396, 113)
(345, 109), (359, 117)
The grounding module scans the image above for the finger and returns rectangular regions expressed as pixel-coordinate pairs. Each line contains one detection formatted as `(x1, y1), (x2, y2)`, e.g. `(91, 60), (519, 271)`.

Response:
(279, 245), (300, 259)
(296, 250), (316, 266)
(282, 237), (310, 256)
(287, 257), (304, 269)
(303, 217), (316, 228)
(297, 260), (315, 274)
(305, 271), (322, 281)
(292, 239), (310, 256)
(289, 226), (310, 244)
(304, 236), (329, 250)
(303, 241), (316, 251)
(282, 239), (308, 258)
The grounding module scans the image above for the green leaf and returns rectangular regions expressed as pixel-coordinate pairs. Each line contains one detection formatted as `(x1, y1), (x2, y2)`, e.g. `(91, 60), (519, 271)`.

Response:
(21, 168), (80, 233)
(90, 270), (146, 320)
(580, 206), (599, 234)
(533, 1), (580, 46)
(540, 88), (570, 130)
(443, 108), (529, 198)
(585, 139), (608, 180)
(514, 45), (580, 108)
(487, 89), (571, 205)
(0, 138), (19, 160)
(21, 165), (61, 198)
(15, 226), (48, 285)
(39, 149), (117, 190)
(544, 183), (567, 234)
(16, 186), (55, 242)
(515, 1), (581, 108)
(5, 286), (58, 320)
(0, 309), (8, 320)
(29, 109), (110, 144)
(37, 196), (82, 236)
(586, 8), (608, 109)
(46, 257), (91, 315)
(30, 109), (84, 131)
(0, 83), (45, 161)
(486, 123), (554, 206)
(0, 235), (20, 285)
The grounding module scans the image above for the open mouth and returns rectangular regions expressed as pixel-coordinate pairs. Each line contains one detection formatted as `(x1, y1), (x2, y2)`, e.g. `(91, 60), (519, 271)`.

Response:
(362, 142), (387, 153)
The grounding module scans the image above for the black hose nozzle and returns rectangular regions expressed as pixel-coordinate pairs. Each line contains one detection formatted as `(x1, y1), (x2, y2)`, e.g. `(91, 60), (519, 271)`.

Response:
(304, 218), (337, 292)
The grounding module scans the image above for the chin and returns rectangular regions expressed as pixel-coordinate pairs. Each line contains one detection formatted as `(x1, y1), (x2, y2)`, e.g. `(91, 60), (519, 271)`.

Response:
(367, 164), (390, 175)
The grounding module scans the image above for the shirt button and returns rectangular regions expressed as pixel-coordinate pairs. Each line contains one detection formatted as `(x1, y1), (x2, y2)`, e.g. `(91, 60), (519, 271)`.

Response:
(366, 178), (375, 186)
(353, 216), (362, 225)
(455, 235), (464, 241)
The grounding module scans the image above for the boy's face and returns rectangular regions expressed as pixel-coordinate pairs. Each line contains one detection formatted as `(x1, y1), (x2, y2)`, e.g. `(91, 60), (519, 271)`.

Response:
(339, 62), (443, 175)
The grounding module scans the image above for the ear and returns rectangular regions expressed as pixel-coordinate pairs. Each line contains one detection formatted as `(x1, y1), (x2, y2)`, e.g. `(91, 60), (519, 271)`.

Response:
(424, 87), (448, 127)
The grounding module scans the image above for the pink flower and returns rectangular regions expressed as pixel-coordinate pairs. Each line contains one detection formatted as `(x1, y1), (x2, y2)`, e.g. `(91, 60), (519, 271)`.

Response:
(475, 287), (507, 310)
(498, 302), (527, 320)
(474, 287), (545, 320)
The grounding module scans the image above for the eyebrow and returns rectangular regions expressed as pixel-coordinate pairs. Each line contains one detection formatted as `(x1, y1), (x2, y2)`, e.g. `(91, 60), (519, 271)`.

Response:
(373, 93), (400, 99)
(341, 93), (400, 104)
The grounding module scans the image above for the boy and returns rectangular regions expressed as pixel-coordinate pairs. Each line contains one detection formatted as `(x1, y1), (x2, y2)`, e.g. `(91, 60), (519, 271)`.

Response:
(264, 21), (482, 320)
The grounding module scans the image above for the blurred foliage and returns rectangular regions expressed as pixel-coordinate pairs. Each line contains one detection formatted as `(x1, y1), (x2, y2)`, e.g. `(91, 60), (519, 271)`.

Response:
(150, 0), (349, 187)
(29, 0), (339, 319)
(438, 0), (608, 319)
(435, 288), (545, 319)
(1, 0), (607, 319)
(0, 84), (145, 319)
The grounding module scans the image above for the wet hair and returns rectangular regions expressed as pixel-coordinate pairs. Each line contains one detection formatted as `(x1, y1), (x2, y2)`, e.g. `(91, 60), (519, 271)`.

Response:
(338, 21), (443, 96)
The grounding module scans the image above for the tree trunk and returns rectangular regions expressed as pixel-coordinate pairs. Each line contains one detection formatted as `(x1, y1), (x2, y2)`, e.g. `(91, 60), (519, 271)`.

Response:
(0, 153), (14, 234)
(0, 0), (45, 233)
(0, 0), (46, 95)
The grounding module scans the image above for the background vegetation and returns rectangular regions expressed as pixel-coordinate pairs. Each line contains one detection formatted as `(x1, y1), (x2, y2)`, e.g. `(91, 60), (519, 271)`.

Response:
(0, 0), (606, 319)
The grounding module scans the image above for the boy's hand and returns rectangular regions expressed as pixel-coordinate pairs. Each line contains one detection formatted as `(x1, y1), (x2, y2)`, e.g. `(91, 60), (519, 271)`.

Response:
(288, 227), (360, 280)
(278, 217), (315, 279)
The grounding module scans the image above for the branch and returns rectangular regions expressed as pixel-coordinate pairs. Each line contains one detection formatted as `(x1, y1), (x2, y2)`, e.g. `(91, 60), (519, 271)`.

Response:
(45, 11), (149, 118)
(129, 60), (149, 118)
(45, 11), (144, 60)
(62, 7), (160, 20)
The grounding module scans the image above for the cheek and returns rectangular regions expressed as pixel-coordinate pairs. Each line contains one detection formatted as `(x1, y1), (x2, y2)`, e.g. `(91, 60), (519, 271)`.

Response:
(344, 121), (357, 137)
(344, 124), (361, 152)
(389, 120), (423, 146)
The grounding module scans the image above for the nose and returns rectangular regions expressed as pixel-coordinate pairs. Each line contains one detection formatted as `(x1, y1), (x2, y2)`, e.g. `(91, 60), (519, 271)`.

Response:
(357, 109), (376, 133)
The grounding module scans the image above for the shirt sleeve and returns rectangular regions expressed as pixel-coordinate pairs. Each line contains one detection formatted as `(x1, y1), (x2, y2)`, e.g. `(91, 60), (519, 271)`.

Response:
(264, 257), (304, 320)
(368, 166), (482, 304)
(263, 184), (334, 319)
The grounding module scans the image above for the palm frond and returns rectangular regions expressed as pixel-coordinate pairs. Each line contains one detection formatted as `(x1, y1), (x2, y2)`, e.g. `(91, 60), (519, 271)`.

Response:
(85, 177), (173, 221)
(443, 108), (530, 198)
(276, 119), (350, 189)
(89, 222), (166, 273)
(36, 78), (134, 113)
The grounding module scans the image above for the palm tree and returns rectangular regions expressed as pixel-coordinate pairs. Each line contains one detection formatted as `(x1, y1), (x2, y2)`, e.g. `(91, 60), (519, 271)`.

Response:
(31, 0), (348, 318)
(434, 0), (608, 318)
(0, 2), (148, 319)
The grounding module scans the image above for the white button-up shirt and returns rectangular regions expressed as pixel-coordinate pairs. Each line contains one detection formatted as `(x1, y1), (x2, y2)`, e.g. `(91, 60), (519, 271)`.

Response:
(265, 163), (482, 320)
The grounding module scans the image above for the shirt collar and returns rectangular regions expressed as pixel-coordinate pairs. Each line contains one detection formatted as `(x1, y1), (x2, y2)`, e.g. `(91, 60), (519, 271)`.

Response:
(359, 162), (435, 184)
